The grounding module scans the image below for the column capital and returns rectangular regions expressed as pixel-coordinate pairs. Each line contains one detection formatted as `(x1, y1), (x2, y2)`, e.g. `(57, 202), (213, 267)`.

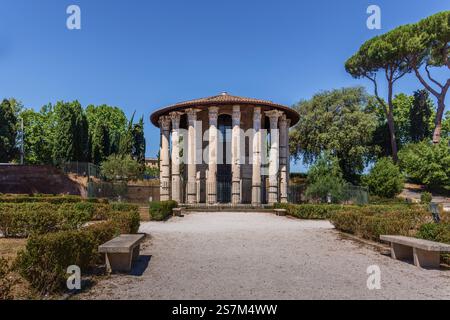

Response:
(185, 108), (201, 121)
(265, 110), (284, 128)
(159, 115), (171, 131)
(208, 106), (219, 122)
(169, 111), (183, 129)
(279, 113), (288, 128)
(232, 105), (240, 124)
(253, 106), (262, 120)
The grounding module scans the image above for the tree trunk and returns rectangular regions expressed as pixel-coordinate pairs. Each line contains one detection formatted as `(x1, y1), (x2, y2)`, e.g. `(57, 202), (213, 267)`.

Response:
(386, 112), (398, 162)
(432, 97), (446, 144)
(387, 81), (399, 162)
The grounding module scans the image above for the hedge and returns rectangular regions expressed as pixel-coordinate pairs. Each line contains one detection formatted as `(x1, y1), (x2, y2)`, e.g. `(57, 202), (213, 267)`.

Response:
(0, 194), (108, 204)
(149, 200), (178, 221)
(0, 202), (139, 238)
(15, 221), (118, 293)
(416, 223), (450, 244)
(329, 206), (430, 241)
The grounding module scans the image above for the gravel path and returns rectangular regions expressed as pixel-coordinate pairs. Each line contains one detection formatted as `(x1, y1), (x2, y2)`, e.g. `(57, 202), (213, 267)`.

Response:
(81, 211), (450, 300)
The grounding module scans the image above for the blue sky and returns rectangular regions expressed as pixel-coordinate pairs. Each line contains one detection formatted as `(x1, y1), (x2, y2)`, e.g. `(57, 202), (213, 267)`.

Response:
(0, 0), (448, 172)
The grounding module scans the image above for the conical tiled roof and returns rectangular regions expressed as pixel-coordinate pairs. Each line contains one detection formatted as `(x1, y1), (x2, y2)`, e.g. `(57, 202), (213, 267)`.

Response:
(150, 92), (299, 127)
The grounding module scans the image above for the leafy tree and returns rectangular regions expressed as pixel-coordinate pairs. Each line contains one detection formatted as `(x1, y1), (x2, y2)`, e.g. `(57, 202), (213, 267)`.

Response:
(305, 153), (346, 203)
(90, 122), (110, 164)
(290, 87), (377, 182)
(442, 111), (450, 138)
(370, 90), (434, 156)
(399, 11), (450, 143)
(345, 30), (412, 162)
(85, 104), (127, 157)
(398, 138), (450, 187)
(131, 116), (146, 170)
(52, 101), (89, 164)
(362, 157), (404, 198)
(0, 99), (19, 162)
(100, 154), (142, 181)
(20, 106), (55, 164)
(409, 90), (434, 142)
(119, 112), (135, 156)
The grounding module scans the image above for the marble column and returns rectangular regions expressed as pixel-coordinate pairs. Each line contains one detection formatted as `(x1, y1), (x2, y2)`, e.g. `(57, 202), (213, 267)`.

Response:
(186, 108), (200, 204)
(231, 105), (241, 205)
(159, 115), (171, 201)
(207, 106), (219, 204)
(170, 112), (183, 203)
(279, 114), (288, 203)
(252, 107), (262, 207)
(265, 110), (283, 205)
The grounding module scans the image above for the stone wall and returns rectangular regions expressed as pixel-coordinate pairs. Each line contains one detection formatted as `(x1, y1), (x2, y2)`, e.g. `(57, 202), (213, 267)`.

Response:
(0, 165), (86, 196)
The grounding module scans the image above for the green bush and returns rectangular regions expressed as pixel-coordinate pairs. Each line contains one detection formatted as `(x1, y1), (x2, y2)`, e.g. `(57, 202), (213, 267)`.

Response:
(304, 153), (346, 203)
(274, 203), (349, 219)
(108, 210), (140, 234)
(149, 200), (178, 221)
(14, 220), (124, 294)
(369, 195), (407, 205)
(398, 139), (450, 187)
(0, 257), (15, 300)
(0, 195), (83, 204)
(0, 202), (139, 238)
(420, 192), (432, 204)
(110, 202), (139, 212)
(0, 195), (109, 204)
(416, 223), (450, 244)
(330, 205), (429, 241)
(0, 204), (63, 237)
(362, 157), (404, 198)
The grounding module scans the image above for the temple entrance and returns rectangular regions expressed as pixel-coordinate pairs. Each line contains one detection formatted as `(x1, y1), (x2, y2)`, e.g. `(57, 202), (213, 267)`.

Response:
(217, 114), (232, 203)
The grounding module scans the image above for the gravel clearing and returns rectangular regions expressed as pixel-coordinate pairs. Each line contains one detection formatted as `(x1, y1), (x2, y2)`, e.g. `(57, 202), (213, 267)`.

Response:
(81, 211), (450, 300)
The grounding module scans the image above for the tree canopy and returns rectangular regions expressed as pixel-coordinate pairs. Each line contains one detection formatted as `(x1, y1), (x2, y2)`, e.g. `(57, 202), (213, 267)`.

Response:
(397, 11), (450, 143)
(0, 99), (19, 162)
(290, 87), (377, 182)
(345, 28), (413, 161)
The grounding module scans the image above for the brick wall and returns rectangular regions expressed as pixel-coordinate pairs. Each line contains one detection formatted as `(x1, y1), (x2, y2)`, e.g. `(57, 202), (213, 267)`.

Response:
(0, 165), (86, 196)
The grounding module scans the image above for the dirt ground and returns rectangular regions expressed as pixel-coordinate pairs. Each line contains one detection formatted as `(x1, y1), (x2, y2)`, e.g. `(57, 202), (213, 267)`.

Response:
(80, 211), (450, 300)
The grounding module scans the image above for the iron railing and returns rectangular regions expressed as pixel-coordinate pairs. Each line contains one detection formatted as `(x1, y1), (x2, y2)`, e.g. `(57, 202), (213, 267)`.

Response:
(62, 161), (101, 179)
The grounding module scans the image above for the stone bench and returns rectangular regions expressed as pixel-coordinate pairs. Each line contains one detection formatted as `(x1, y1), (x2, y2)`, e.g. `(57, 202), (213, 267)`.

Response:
(173, 207), (183, 216)
(274, 209), (287, 216)
(380, 235), (450, 269)
(99, 234), (145, 273)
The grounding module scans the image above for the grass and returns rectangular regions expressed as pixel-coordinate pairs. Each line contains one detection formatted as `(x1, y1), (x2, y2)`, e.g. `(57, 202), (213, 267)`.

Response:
(0, 238), (36, 299)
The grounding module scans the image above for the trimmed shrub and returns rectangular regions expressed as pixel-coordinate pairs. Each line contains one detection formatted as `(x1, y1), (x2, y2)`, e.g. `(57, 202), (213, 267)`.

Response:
(274, 203), (349, 219)
(416, 223), (450, 244)
(369, 195), (407, 205)
(108, 210), (140, 234)
(416, 222), (450, 263)
(420, 192), (432, 204)
(149, 200), (178, 221)
(0, 202), (139, 238)
(0, 204), (63, 237)
(0, 195), (108, 204)
(110, 202), (139, 212)
(330, 205), (430, 241)
(362, 157), (404, 198)
(0, 257), (15, 300)
(14, 221), (120, 294)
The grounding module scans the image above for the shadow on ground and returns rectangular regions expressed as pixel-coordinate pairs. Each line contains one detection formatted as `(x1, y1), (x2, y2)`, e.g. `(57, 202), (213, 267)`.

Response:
(129, 255), (152, 276)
